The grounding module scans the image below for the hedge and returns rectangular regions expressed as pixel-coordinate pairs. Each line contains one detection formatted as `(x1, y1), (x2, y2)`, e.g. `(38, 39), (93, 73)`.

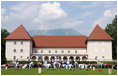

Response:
(100, 61), (117, 64)
(70, 61), (97, 64)
(77, 61), (97, 64)
(6, 61), (43, 64)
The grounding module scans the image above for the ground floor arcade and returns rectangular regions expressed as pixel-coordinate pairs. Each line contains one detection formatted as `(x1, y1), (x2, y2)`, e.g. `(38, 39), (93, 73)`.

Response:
(31, 54), (88, 61)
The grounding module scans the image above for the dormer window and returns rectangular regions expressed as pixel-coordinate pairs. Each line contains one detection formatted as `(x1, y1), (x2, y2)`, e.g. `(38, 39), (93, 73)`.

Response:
(13, 49), (16, 52)
(14, 41), (16, 45)
(68, 50), (70, 53)
(49, 50), (51, 53)
(62, 50), (64, 53)
(20, 49), (23, 52)
(75, 50), (77, 53)
(35, 50), (38, 53)
(21, 41), (23, 45)
(55, 50), (57, 53)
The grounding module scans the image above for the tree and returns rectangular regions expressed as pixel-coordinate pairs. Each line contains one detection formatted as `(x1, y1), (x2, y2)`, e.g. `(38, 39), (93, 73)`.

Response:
(1, 29), (9, 64)
(105, 15), (117, 59)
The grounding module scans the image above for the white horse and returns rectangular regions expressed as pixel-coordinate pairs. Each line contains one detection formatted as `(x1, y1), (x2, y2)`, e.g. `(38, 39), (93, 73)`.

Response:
(63, 62), (73, 70)
(22, 62), (34, 69)
(43, 61), (51, 70)
(15, 62), (19, 69)
(29, 62), (34, 69)
(53, 62), (61, 69)
(74, 62), (78, 68)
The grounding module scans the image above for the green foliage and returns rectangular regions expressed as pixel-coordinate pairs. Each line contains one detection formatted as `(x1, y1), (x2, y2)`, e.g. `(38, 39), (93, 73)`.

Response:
(77, 61), (97, 64)
(101, 61), (116, 64)
(6, 61), (43, 64)
(105, 15), (117, 59)
(1, 29), (9, 64)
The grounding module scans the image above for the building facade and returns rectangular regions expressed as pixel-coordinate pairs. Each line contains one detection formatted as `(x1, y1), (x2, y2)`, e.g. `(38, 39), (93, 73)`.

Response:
(5, 25), (113, 61)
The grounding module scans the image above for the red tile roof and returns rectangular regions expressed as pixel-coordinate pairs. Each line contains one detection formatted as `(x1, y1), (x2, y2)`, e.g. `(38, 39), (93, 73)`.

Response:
(5, 25), (32, 40)
(88, 25), (113, 40)
(33, 36), (87, 48)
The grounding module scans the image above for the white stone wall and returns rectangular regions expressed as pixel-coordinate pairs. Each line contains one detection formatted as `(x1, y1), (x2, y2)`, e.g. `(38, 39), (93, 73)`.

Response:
(32, 48), (87, 55)
(6, 40), (32, 61)
(87, 41), (112, 61)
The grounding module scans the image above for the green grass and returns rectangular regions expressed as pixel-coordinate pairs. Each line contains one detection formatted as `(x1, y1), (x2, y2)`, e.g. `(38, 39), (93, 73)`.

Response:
(1, 68), (117, 75)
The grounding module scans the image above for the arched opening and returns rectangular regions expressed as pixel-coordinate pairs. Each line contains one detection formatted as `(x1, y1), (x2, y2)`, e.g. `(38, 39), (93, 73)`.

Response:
(44, 56), (49, 61)
(63, 56), (67, 61)
(82, 56), (87, 61)
(59, 57), (61, 60)
(51, 56), (55, 61)
(69, 56), (74, 61)
(76, 56), (80, 61)
(32, 56), (36, 61)
(38, 56), (42, 61)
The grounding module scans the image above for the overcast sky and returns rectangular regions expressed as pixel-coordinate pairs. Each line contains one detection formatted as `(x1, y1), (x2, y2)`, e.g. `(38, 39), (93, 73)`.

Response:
(1, 1), (117, 36)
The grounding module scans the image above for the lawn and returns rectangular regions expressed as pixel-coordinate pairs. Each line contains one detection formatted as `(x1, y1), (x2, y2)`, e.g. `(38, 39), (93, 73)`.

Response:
(1, 68), (117, 75)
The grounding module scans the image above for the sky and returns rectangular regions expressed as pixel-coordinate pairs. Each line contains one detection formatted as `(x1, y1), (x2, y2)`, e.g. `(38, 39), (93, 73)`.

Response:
(1, 1), (117, 36)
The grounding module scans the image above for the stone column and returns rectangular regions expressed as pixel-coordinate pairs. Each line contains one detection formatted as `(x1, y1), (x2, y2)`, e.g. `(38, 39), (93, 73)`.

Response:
(67, 56), (70, 61)
(61, 56), (64, 61)
(74, 56), (76, 61)
(80, 56), (83, 61)
(49, 56), (51, 61)
(55, 56), (57, 61)
(36, 56), (38, 61)
(42, 56), (45, 61)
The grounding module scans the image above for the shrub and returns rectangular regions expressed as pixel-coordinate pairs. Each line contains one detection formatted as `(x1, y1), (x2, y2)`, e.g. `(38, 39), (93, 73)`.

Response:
(77, 61), (97, 64)
(101, 61), (116, 64)
(6, 61), (12, 63)
(6, 61), (43, 64)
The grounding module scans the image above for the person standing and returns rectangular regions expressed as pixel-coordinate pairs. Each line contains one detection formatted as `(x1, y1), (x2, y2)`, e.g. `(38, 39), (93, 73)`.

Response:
(15, 59), (19, 70)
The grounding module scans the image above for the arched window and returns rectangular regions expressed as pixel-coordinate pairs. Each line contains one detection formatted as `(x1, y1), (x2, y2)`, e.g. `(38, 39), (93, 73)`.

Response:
(44, 56), (49, 61)
(51, 56), (55, 61)
(76, 56), (80, 61)
(38, 56), (42, 61)
(69, 56), (74, 61)
(63, 56), (67, 61)
(82, 56), (87, 61)
(32, 56), (36, 61)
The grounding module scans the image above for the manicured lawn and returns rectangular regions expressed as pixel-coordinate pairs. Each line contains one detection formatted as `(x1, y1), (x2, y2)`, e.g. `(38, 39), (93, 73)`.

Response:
(1, 68), (117, 75)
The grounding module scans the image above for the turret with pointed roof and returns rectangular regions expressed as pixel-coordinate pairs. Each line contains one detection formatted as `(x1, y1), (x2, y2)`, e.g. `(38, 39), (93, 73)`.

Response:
(5, 25), (32, 40)
(88, 25), (113, 40)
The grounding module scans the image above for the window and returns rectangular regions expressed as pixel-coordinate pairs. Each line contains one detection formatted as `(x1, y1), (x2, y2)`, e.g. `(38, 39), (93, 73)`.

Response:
(14, 41), (16, 45)
(95, 49), (98, 53)
(62, 50), (64, 53)
(95, 41), (98, 45)
(55, 50), (57, 53)
(49, 50), (51, 53)
(20, 49), (23, 52)
(102, 41), (104, 46)
(68, 50), (70, 53)
(13, 49), (16, 52)
(13, 56), (16, 60)
(102, 49), (105, 53)
(75, 50), (77, 53)
(21, 41), (23, 45)
(20, 56), (23, 58)
(102, 56), (104, 58)
(95, 56), (98, 59)
(35, 50), (38, 53)
(41, 50), (43, 53)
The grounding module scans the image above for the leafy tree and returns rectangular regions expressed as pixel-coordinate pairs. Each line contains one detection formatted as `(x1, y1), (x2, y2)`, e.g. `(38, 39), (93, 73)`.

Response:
(1, 29), (9, 64)
(105, 15), (117, 59)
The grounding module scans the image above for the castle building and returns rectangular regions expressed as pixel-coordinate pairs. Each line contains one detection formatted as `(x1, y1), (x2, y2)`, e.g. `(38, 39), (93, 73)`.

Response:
(5, 25), (113, 61)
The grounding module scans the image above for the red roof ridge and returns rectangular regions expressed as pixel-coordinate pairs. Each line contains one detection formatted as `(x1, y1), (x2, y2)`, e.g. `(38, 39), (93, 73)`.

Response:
(88, 25), (113, 40)
(5, 25), (32, 40)
(33, 35), (87, 37)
